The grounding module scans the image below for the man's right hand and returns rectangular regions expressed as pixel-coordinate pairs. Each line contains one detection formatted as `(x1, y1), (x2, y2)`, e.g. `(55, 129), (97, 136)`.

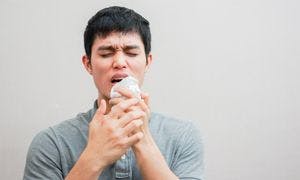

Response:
(86, 98), (145, 167)
(65, 98), (145, 180)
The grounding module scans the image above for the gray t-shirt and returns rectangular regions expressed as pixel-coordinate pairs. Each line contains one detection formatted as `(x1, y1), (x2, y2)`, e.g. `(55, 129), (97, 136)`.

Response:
(23, 102), (204, 179)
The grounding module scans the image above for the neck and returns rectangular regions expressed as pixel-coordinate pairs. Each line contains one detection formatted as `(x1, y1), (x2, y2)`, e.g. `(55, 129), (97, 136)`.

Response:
(97, 95), (112, 114)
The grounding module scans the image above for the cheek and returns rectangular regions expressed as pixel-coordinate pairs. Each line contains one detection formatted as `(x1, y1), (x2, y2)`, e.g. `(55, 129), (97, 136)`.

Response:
(92, 59), (111, 73)
(91, 62), (111, 84)
(129, 62), (147, 83)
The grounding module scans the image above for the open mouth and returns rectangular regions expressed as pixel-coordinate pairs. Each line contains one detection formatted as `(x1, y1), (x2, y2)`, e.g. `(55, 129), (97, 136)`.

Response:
(111, 74), (128, 84)
(111, 78), (123, 83)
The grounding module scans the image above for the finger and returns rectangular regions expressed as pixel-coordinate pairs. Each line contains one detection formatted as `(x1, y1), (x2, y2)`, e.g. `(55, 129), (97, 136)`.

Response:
(118, 110), (146, 127)
(137, 100), (150, 115)
(141, 92), (150, 105)
(109, 98), (140, 118)
(99, 99), (107, 114)
(125, 132), (144, 146)
(126, 105), (140, 113)
(125, 99), (150, 115)
(109, 97), (123, 106)
(122, 119), (143, 135)
(93, 99), (106, 118)
(125, 102), (149, 115)
(91, 99), (107, 125)
(115, 86), (136, 98)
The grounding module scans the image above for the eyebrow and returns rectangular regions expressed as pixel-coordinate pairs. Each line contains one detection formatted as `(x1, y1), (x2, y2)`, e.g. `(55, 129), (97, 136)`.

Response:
(97, 45), (141, 51)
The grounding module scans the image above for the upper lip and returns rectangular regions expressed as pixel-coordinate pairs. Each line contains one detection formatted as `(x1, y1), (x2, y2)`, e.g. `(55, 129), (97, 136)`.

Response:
(111, 73), (128, 82)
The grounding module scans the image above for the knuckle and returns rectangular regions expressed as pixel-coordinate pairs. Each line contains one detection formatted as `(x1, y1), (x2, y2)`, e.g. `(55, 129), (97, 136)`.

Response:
(129, 98), (139, 105)
(108, 99), (114, 105)
(136, 132), (144, 140)
(112, 131), (121, 140)
(132, 120), (139, 127)
(127, 111), (134, 119)
(133, 120), (142, 127)
(135, 110), (145, 119)
(143, 108), (150, 116)
(117, 140), (127, 149)
(106, 124), (115, 132)
(140, 111), (146, 118)
(119, 102), (127, 111)
(127, 111), (135, 119)
(111, 106), (117, 113)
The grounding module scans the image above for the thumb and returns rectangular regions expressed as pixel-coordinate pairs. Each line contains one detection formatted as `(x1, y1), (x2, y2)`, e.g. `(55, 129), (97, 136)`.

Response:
(90, 99), (107, 127)
(94, 99), (106, 120)
(98, 99), (107, 115)
(141, 92), (150, 106)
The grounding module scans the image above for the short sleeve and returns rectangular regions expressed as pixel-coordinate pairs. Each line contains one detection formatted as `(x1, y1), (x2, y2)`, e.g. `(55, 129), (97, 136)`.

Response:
(23, 128), (63, 180)
(171, 122), (205, 180)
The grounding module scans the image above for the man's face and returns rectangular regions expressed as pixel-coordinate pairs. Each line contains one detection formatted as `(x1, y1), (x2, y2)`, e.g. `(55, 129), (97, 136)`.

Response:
(83, 32), (152, 100)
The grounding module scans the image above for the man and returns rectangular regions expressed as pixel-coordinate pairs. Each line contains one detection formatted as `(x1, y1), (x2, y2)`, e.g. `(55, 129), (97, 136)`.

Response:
(23, 6), (204, 180)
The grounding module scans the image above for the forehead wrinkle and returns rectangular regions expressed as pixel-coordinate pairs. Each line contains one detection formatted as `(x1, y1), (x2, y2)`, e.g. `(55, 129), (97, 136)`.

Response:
(94, 32), (143, 52)
(97, 44), (140, 52)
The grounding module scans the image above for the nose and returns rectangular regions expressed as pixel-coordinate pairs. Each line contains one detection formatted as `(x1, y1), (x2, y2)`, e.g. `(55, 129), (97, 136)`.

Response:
(112, 52), (127, 69)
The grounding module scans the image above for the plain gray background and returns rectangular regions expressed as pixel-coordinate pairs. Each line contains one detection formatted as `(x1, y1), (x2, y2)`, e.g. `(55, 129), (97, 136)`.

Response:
(1, 0), (299, 179)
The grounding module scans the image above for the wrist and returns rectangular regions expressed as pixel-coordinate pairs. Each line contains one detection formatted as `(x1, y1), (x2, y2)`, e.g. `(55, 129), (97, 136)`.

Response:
(65, 148), (106, 180)
(133, 130), (154, 150)
(131, 134), (177, 180)
(80, 147), (106, 175)
(132, 133), (160, 159)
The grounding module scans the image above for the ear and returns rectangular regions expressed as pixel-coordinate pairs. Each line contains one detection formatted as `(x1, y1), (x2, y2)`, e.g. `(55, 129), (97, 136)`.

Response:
(82, 55), (93, 75)
(145, 53), (153, 73)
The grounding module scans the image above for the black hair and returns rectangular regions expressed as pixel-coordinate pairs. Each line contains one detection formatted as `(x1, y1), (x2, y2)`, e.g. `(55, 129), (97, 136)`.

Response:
(84, 6), (151, 59)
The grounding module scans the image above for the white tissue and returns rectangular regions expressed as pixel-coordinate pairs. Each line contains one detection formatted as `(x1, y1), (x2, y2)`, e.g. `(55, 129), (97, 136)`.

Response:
(110, 76), (141, 99)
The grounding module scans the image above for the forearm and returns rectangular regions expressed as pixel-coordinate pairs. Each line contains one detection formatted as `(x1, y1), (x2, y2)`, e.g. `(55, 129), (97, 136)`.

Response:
(133, 135), (178, 180)
(65, 149), (105, 180)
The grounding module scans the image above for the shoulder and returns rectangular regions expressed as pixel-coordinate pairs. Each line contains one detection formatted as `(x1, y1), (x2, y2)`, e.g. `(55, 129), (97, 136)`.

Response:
(44, 107), (96, 142)
(24, 128), (62, 179)
(150, 113), (205, 179)
(28, 128), (57, 152)
(150, 112), (190, 127)
(149, 112), (203, 153)
(149, 112), (205, 178)
(150, 112), (201, 137)
(28, 108), (94, 155)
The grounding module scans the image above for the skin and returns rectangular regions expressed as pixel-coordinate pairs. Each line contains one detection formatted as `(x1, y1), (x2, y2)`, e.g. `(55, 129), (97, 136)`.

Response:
(65, 32), (178, 180)
(83, 32), (151, 112)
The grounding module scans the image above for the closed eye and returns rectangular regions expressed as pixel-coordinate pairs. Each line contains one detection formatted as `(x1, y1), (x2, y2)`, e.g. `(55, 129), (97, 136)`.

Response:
(126, 52), (138, 57)
(100, 53), (114, 58)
